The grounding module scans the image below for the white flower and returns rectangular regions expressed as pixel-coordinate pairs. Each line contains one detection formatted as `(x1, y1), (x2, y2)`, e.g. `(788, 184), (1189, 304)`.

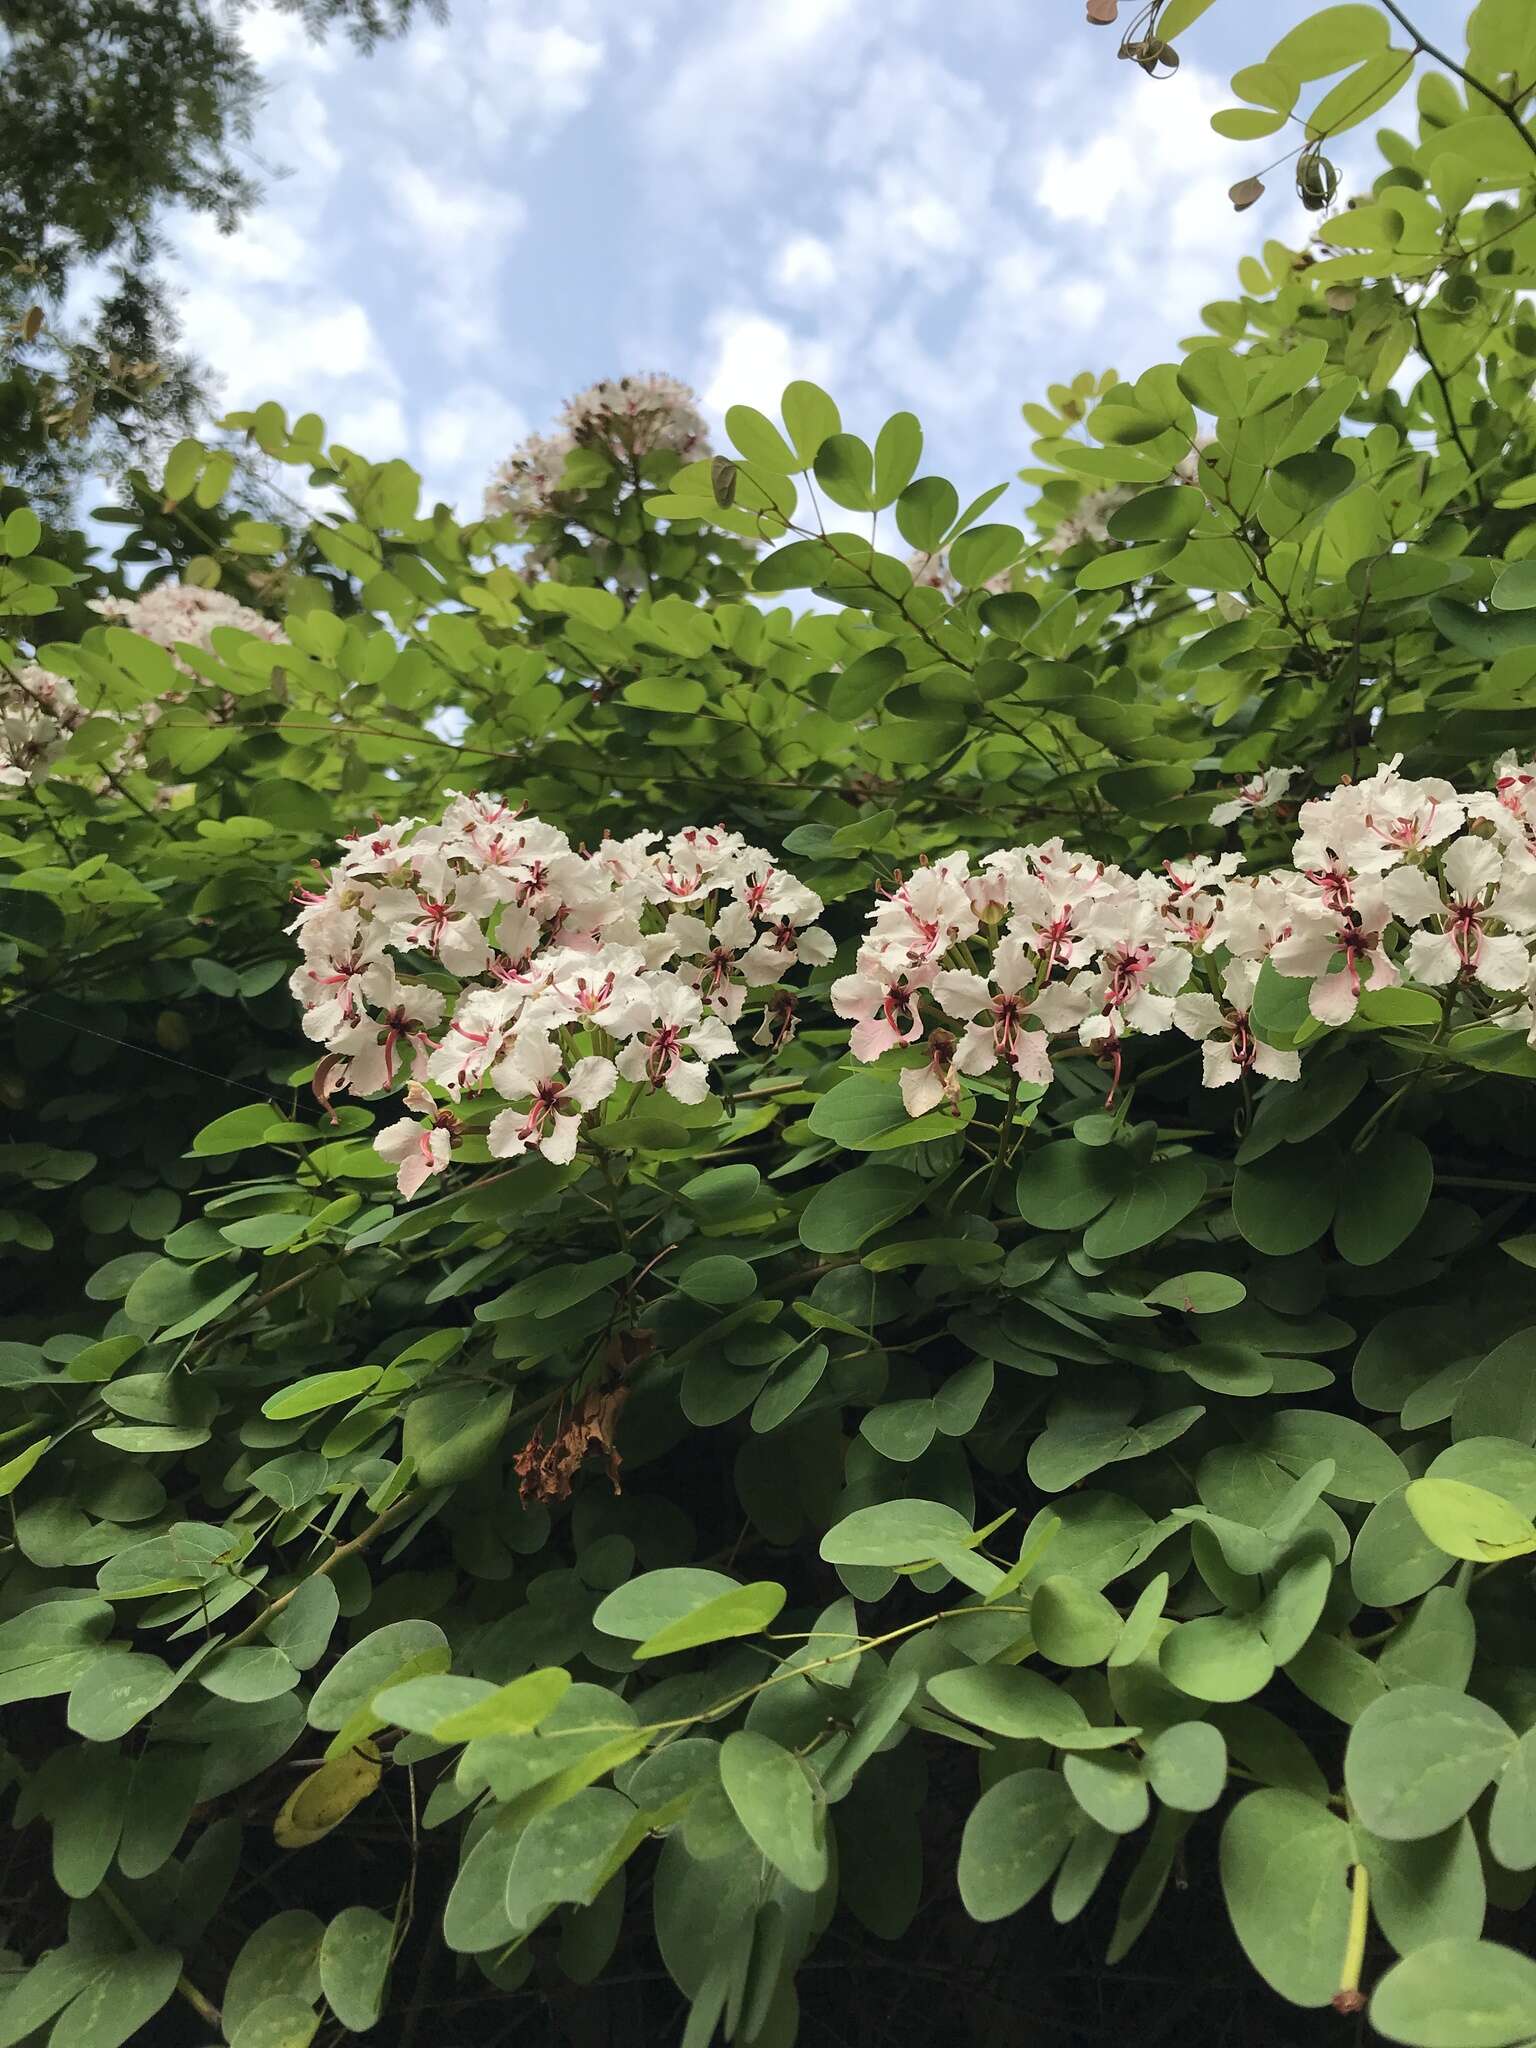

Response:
(1385, 837), (1536, 991)
(1210, 766), (1297, 828)
(487, 1039), (617, 1165)
(0, 666), (87, 790)
(1292, 756), (1462, 875)
(615, 979), (734, 1104)
(1174, 960), (1300, 1088)
(374, 1084), (461, 1199)
(931, 935), (1062, 1087)
(1270, 887), (1398, 1025)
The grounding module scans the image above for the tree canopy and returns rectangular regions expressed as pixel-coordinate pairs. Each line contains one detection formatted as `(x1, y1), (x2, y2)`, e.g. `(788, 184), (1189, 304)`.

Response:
(3, 2), (1536, 2044)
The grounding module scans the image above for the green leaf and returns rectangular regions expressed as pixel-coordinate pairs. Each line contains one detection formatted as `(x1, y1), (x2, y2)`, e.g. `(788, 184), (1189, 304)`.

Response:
(896, 476), (959, 552)
(49, 1946), (184, 2048)
(593, 1569), (741, 1642)
(718, 1730), (827, 1891)
(927, 1666), (1105, 1746)
(1307, 47), (1415, 138)
(1144, 1721), (1227, 1812)
(1220, 1790), (1354, 2007)
(1232, 1138), (1341, 1253)
(307, 1621), (449, 1732)
(1371, 1940), (1536, 2048)
(1405, 1478), (1536, 1562)
(872, 412), (923, 508)
(799, 1164), (927, 1254)
(725, 405), (798, 472)
(1161, 1616), (1276, 1702)
(318, 1906), (392, 2032)
(780, 380), (842, 467)
(1489, 1727), (1536, 1873)
(949, 525), (1022, 589)
(635, 1582), (786, 1659)
(262, 1367), (381, 1419)
(1031, 1576), (1122, 1668)
(958, 1769), (1077, 1921)
(1357, 1821), (1487, 1957)
(1269, 4), (1389, 80)
(1491, 561), (1536, 611)
(1063, 1750), (1149, 1835)
(814, 433), (876, 511)
(820, 1499), (978, 1568)
(808, 1073), (974, 1151)
(1335, 1133), (1433, 1265)
(1346, 1686), (1514, 1840)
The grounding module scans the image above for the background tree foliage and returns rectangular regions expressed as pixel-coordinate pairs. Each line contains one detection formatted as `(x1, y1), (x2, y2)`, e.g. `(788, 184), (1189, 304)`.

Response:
(0, 0), (442, 515)
(4, 1), (1536, 2043)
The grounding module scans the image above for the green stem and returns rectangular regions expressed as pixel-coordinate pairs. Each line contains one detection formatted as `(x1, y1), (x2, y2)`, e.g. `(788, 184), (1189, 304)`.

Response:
(98, 1885), (223, 2031)
(1333, 1861), (1371, 2014)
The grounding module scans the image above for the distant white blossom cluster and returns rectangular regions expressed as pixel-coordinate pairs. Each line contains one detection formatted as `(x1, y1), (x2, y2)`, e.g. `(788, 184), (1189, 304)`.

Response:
(91, 581), (285, 678)
(906, 550), (1016, 599)
(289, 795), (832, 1196)
(0, 582), (286, 799)
(839, 753), (1536, 1113)
(486, 373), (709, 522)
(0, 666), (86, 790)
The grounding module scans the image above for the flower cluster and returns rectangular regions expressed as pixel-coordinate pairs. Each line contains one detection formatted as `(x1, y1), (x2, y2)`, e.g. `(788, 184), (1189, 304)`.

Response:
(486, 373), (710, 522)
(839, 755), (1536, 1115)
(91, 581), (286, 677)
(0, 666), (86, 792)
(289, 795), (832, 1196)
(906, 550), (1015, 600)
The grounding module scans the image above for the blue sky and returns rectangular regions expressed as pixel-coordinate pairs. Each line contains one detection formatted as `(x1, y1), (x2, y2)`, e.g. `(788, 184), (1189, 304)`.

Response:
(170, 0), (1468, 516)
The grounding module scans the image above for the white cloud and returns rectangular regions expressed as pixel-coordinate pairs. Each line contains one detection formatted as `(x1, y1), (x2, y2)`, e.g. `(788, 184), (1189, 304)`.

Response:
(700, 312), (832, 423)
(416, 385), (530, 509)
(331, 393), (410, 455)
(772, 236), (838, 298)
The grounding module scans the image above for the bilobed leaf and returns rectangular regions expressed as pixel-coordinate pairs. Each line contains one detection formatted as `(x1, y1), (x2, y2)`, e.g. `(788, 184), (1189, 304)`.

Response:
(958, 1769), (1077, 1921)
(1219, 1790), (1354, 2006)
(1346, 1686), (1515, 1840)
(635, 1581), (786, 1659)
(1405, 1478), (1536, 1562)
(1371, 1940), (1536, 2048)
(718, 1730), (826, 1891)
(319, 1906), (393, 2031)
(1269, 4), (1388, 80)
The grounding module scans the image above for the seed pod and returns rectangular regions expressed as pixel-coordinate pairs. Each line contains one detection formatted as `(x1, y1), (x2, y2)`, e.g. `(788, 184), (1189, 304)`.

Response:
(712, 456), (739, 509)
(1229, 177), (1265, 213)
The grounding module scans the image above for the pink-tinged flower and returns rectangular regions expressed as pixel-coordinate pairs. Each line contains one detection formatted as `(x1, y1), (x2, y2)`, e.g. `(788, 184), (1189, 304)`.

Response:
(1149, 853), (1244, 949)
(487, 1039), (617, 1165)
(752, 990), (800, 1051)
(1385, 838), (1536, 991)
(736, 863), (826, 930)
(1293, 757), (1462, 875)
(931, 936), (1059, 1087)
(900, 1030), (964, 1117)
(370, 860), (494, 977)
(374, 1083), (462, 1198)
(1174, 961), (1300, 1088)
(1468, 754), (1536, 868)
(327, 972), (447, 1094)
(1208, 873), (1298, 962)
(866, 858), (978, 966)
(832, 955), (931, 1063)
(1004, 855), (1128, 975)
(667, 903), (772, 1025)
(427, 984), (526, 1095)
(1084, 916), (1192, 1036)
(1269, 890), (1398, 1024)
(1209, 766), (1297, 828)
(615, 979), (735, 1104)
(521, 944), (651, 1036)
(289, 910), (389, 1042)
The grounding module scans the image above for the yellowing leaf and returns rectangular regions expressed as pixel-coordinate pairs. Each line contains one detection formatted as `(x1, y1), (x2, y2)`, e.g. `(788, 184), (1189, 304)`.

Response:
(1404, 1479), (1536, 1563)
(274, 1743), (383, 1849)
